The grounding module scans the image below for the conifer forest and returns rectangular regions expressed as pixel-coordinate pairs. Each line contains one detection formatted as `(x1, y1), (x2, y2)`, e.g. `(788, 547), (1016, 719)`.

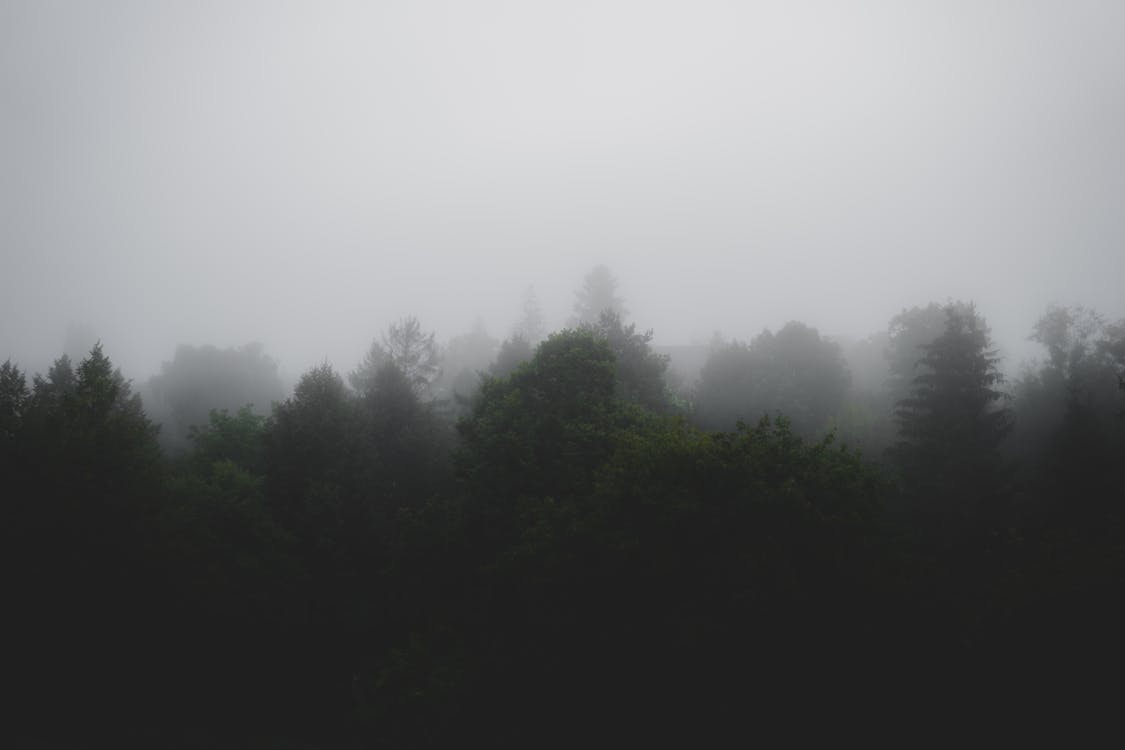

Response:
(4, 2), (1124, 746)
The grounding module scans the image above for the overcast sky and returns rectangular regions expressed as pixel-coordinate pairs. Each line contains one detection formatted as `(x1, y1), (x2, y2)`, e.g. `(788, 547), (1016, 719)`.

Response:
(3, 0), (1123, 382)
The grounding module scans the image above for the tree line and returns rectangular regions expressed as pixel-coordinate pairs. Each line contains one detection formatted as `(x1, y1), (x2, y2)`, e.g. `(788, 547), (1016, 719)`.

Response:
(4, 266), (1124, 746)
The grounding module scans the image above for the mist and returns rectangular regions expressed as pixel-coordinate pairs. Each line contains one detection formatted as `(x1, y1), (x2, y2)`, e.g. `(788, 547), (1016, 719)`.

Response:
(5, 2), (1125, 744)
(4, 0), (1123, 383)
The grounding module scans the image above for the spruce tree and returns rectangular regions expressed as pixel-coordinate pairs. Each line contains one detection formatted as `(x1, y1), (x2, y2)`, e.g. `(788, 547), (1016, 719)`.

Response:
(891, 304), (1012, 519)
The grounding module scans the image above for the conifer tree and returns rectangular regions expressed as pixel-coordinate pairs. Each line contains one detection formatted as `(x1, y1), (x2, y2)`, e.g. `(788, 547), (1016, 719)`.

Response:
(891, 304), (1012, 518)
(570, 265), (626, 327)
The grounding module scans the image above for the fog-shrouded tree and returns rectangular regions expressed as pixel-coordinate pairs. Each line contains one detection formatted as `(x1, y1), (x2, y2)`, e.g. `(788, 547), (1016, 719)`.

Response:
(890, 304), (1012, 520)
(586, 310), (670, 413)
(359, 359), (454, 513)
(489, 333), (534, 379)
(1010, 305), (1125, 514)
(146, 342), (285, 454)
(885, 301), (975, 405)
(0, 359), (28, 445)
(831, 332), (897, 454)
(694, 321), (850, 436)
(437, 317), (498, 405)
(514, 285), (546, 344)
(30, 353), (77, 412)
(570, 264), (626, 327)
(352, 316), (441, 398)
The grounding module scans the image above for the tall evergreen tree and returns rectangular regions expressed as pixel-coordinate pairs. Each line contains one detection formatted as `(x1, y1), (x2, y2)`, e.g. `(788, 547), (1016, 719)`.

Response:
(0, 359), (28, 445)
(570, 264), (626, 327)
(891, 304), (1012, 519)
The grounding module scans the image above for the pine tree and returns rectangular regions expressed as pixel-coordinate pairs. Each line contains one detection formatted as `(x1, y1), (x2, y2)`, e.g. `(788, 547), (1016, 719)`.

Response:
(891, 304), (1012, 518)
(0, 360), (28, 444)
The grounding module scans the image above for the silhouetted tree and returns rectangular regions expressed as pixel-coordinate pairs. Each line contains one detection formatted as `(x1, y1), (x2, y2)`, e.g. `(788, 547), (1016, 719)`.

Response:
(1011, 305), (1124, 515)
(885, 301), (974, 405)
(13, 345), (165, 732)
(890, 304), (1012, 520)
(0, 359), (28, 444)
(358, 359), (453, 514)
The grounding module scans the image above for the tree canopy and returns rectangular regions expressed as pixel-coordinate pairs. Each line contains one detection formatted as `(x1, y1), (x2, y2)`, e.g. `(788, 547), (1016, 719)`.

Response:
(695, 321), (849, 436)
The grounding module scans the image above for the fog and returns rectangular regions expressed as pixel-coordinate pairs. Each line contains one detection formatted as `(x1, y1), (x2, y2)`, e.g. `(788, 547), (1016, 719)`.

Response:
(3, 0), (1124, 383)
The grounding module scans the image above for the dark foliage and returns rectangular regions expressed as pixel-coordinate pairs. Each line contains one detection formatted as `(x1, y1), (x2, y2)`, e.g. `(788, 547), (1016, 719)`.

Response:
(890, 303), (1013, 522)
(9, 303), (1125, 745)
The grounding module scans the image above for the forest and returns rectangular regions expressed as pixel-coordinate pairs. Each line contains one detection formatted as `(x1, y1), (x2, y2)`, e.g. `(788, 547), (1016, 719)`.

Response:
(4, 265), (1124, 746)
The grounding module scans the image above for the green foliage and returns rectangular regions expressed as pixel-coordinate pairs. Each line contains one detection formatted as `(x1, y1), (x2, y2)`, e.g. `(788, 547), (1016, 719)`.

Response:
(25, 344), (163, 487)
(11, 302), (1125, 744)
(459, 329), (622, 512)
(146, 342), (284, 454)
(187, 404), (267, 473)
(586, 309), (671, 412)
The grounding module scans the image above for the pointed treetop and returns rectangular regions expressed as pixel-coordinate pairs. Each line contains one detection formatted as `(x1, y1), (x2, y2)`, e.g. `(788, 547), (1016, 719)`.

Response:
(571, 265), (626, 327)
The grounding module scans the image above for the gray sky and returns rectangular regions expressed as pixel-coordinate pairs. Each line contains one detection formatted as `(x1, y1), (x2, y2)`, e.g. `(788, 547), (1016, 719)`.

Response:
(3, 0), (1123, 382)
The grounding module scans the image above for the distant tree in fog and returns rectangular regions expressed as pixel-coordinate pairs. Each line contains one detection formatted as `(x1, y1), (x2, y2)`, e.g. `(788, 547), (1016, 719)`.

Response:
(694, 321), (849, 436)
(570, 265), (626, 327)
(147, 343), (285, 453)
(1010, 305), (1125, 511)
(489, 334), (534, 379)
(351, 316), (441, 398)
(885, 301), (974, 405)
(438, 318), (498, 402)
(891, 304), (1012, 519)
(515, 285), (546, 344)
